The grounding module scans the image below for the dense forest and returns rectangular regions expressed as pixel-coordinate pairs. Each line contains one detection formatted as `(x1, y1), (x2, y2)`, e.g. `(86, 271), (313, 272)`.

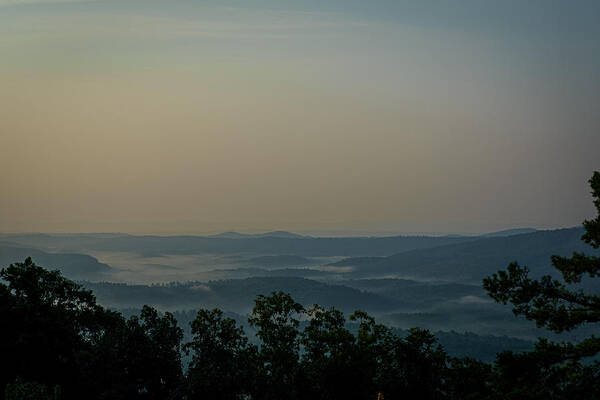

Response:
(1, 261), (598, 399)
(2, 172), (600, 399)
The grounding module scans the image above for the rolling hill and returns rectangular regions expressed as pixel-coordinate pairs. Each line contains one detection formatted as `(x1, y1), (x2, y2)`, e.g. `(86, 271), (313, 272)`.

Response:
(330, 228), (598, 283)
(0, 243), (112, 281)
(1, 233), (477, 257)
(83, 277), (400, 313)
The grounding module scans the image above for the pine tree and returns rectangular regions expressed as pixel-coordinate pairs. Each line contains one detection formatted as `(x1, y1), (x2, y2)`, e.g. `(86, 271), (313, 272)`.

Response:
(483, 171), (600, 398)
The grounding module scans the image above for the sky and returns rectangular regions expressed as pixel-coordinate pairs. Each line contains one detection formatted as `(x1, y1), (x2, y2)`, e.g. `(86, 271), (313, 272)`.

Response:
(1, 0), (599, 235)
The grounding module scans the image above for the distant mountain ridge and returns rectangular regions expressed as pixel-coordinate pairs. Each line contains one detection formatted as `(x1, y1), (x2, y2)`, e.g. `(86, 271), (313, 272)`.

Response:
(208, 230), (307, 239)
(329, 227), (598, 283)
(2, 233), (477, 257)
(481, 228), (538, 237)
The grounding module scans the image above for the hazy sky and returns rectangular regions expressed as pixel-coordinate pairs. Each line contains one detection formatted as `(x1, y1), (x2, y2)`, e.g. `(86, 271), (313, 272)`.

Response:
(1, 0), (599, 235)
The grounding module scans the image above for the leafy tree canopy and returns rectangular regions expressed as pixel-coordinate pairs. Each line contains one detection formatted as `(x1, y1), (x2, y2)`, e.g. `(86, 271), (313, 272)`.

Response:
(484, 171), (600, 398)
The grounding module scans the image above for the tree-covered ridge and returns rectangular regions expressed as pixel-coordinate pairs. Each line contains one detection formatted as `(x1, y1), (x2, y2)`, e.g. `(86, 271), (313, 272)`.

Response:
(1, 258), (462, 400)
(0, 259), (598, 399)
(0, 233), (475, 258)
(0, 244), (111, 281)
(2, 171), (599, 399)
(330, 227), (597, 283)
(0, 261), (596, 400)
(0, 258), (495, 399)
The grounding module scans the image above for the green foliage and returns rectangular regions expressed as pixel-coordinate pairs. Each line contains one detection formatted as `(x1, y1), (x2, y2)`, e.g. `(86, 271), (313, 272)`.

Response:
(0, 257), (103, 398)
(379, 328), (448, 400)
(583, 172), (600, 250)
(483, 171), (600, 339)
(5, 179), (600, 400)
(301, 306), (371, 399)
(185, 309), (257, 400)
(5, 379), (60, 400)
(248, 291), (304, 400)
(445, 357), (494, 400)
(491, 343), (600, 400)
(483, 171), (600, 398)
(0, 257), (184, 400)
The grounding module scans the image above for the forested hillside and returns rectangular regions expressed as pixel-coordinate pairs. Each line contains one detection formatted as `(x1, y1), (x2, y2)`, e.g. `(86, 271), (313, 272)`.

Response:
(1, 233), (475, 257)
(331, 228), (597, 282)
(2, 258), (598, 400)
(0, 243), (111, 281)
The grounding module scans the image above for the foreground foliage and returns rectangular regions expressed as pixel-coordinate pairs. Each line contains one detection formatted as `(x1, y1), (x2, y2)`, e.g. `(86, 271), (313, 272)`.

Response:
(484, 171), (600, 399)
(0, 257), (183, 400)
(1, 261), (597, 400)
(1, 172), (598, 399)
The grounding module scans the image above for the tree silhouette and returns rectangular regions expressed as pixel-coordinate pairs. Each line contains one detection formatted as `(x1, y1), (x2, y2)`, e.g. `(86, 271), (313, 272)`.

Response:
(185, 309), (257, 399)
(248, 291), (304, 400)
(483, 171), (600, 398)
(300, 305), (364, 400)
(0, 257), (184, 400)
